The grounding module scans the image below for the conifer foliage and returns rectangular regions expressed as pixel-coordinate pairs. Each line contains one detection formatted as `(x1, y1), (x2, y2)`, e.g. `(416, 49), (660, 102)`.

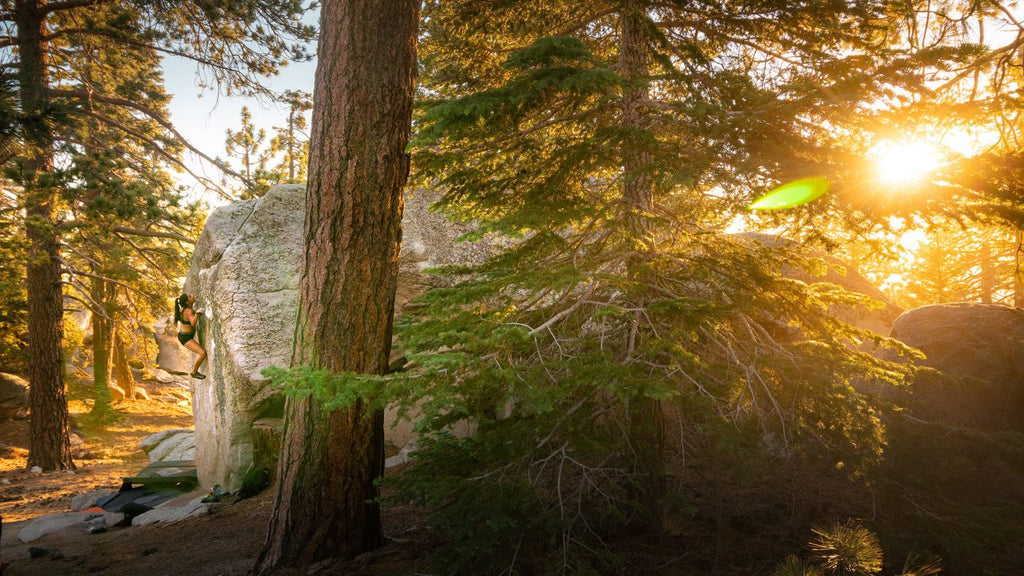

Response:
(1, 0), (314, 469)
(383, 1), (921, 572)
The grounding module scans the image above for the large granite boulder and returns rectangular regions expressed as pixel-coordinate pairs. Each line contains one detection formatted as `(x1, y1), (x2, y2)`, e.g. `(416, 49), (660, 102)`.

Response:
(889, 303), (1024, 430)
(0, 372), (29, 420)
(184, 185), (486, 491)
(183, 185), (302, 491)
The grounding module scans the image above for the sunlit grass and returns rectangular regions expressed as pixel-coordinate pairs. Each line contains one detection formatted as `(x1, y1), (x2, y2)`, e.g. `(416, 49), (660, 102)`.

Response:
(775, 554), (825, 576)
(807, 519), (883, 576)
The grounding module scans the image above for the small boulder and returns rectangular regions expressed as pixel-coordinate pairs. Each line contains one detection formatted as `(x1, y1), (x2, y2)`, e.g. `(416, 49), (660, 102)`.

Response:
(71, 489), (110, 512)
(154, 316), (191, 374)
(890, 303), (1024, 430)
(141, 428), (193, 453)
(0, 373), (29, 420)
(146, 430), (196, 463)
(131, 497), (209, 526)
(152, 368), (190, 386)
(18, 513), (90, 543)
(108, 383), (126, 402)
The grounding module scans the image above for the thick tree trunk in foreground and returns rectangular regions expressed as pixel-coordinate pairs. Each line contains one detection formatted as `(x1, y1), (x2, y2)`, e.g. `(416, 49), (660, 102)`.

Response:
(254, 0), (420, 571)
(18, 0), (73, 471)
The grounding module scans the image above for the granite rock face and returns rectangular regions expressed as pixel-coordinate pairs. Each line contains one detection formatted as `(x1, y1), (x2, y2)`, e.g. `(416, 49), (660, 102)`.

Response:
(889, 303), (1024, 430)
(0, 372), (29, 420)
(183, 185), (303, 491)
(184, 185), (486, 491)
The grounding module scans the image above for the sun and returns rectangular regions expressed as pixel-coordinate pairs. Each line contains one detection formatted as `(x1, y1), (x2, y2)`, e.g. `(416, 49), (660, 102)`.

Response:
(871, 140), (941, 184)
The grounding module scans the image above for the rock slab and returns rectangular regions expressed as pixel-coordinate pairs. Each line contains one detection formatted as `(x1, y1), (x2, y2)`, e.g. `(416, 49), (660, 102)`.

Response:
(890, 302), (1024, 430)
(132, 497), (209, 526)
(184, 185), (487, 491)
(0, 372), (29, 420)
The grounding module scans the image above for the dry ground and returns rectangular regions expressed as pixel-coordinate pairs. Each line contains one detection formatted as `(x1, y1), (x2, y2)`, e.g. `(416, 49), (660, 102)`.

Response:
(1, 381), (194, 523)
(0, 380), (432, 576)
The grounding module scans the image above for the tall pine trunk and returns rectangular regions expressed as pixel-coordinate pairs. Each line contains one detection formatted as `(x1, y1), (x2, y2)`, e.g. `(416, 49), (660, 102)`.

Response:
(619, 0), (666, 531)
(979, 240), (993, 304)
(255, 0), (420, 571)
(89, 276), (113, 421)
(1015, 228), (1023, 308)
(18, 0), (73, 471)
(112, 328), (137, 399)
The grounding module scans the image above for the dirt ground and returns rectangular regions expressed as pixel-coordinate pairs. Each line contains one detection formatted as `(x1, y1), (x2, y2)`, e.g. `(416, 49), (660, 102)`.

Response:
(0, 380), (432, 576)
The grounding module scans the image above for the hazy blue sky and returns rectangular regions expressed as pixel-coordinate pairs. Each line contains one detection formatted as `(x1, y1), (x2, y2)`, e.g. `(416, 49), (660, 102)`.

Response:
(162, 24), (318, 207)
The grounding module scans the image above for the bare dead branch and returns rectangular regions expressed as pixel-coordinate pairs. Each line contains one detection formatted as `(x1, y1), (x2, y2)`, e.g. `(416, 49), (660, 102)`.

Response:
(112, 225), (195, 244)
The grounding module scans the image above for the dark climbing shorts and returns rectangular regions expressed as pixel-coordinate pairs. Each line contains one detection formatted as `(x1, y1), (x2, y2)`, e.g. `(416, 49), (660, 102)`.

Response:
(177, 331), (195, 345)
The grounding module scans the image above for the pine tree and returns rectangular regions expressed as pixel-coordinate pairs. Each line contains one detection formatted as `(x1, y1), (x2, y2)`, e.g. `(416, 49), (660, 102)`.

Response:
(50, 10), (201, 420)
(0, 181), (27, 373)
(269, 89), (311, 183)
(255, 0), (420, 571)
(224, 105), (272, 197)
(896, 223), (1015, 308)
(2, 0), (314, 470)
(221, 93), (311, 197)
(385, 1), (930, 571)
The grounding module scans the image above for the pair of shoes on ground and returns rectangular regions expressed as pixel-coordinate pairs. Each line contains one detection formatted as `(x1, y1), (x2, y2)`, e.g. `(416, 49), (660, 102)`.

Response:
(191, 372), (206, 379)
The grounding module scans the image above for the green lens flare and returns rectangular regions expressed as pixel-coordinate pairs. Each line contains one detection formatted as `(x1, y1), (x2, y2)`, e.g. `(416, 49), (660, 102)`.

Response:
(749, 177), (831, 210)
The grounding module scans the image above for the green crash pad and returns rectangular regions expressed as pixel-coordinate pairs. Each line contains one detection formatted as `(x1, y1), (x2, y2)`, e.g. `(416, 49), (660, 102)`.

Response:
(122, 459), (198, 490)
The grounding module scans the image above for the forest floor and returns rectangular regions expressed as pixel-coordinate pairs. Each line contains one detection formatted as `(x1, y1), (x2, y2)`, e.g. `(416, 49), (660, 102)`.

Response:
(0, 379), (434, 576)
(3, 377), (1020, 576)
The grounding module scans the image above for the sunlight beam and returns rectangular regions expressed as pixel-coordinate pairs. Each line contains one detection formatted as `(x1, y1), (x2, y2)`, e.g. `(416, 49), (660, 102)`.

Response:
(872, 140), (941, 184)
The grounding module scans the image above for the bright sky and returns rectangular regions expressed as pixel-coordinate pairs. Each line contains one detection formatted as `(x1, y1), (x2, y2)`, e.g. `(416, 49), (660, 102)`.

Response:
(161, 28), (317, 207)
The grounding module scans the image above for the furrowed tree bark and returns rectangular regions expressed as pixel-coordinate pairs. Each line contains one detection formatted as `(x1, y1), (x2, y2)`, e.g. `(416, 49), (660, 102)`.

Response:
(112, 328), (136, 399)
(1015, 228), (1023, 308)
(89, 276), (113, 420)
(619, 0), (666, 532)
(18, 0), (73, 471)
(254, 0), (420, 571)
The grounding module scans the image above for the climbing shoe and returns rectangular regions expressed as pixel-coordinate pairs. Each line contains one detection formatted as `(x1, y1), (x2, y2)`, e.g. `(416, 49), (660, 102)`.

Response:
(192, 372), (206, 379)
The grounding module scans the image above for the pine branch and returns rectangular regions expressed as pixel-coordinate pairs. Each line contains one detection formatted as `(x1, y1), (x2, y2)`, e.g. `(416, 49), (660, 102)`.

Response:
(62, 262), (143, 296)
(59, 272), (116, 320)
(62, 241), (103, 269)
(112, 225), (195, 244)
(113, 231), (175, 282)
(50, 87), (251, 188)
(62, 291), (113, 321)
(41, 27), (276, 97)
(552, 8), (617, 37)
(41, 0), (105, 15)
(70, 231), (177, 300)
(934, 34), (1024, 94)
(121, 37), (275, 96)
(81, 108), (237, 201)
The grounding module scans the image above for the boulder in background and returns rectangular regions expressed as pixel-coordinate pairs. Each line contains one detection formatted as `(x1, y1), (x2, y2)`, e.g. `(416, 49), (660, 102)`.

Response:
(0, 372), (29, 420)
(889, 302), (1024, 430)
(183, 185), (485, 491)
